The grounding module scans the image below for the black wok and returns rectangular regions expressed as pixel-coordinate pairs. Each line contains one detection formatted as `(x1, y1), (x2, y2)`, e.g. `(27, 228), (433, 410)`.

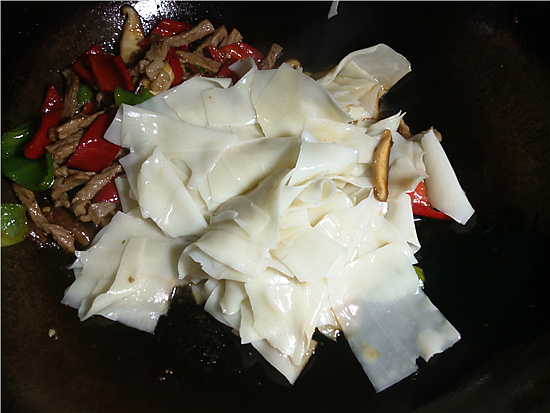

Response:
(2, 2), (549, 412)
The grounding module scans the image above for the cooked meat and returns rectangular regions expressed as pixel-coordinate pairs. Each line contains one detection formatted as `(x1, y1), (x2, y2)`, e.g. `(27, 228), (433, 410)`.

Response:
(176, 50), (222, 74)
(72, 163), (123, 218)
(45, 130), (84, 166)
(219, 28), (243, 47)
(12, 183), (76, 253)
(51, 170), (96, 208)
(258, 43), (283, 70)
(83, 201), (118, 226)
(61, 68), (80, 119)
(194, 25), (228, 57)
(165, 19), (215, 48)
(48, 110), (104, 141)
(42, 205), (96, 248)
(129, 58), (149, 77)
(144, 39), (170, 63)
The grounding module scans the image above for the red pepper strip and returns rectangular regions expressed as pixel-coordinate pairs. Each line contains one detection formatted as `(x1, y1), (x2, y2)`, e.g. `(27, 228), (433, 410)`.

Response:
(208, 45), (228, 62)
(80, 101), (95, 115)
(72, 44), (104, 85)
(217, 62), (240, 83)
(65, 113), (121, 172)
(408, 181), (452, 220)
(87, 54), (133, 92)
(152, 18), (193, 37)
(113, 55), (135, 91)
(218, 42), (263, 63)
(24, 84), (64, 159)
(40, 83), (62, 114)
(92, 179), (120, 203)
(166, 49), (183, 86)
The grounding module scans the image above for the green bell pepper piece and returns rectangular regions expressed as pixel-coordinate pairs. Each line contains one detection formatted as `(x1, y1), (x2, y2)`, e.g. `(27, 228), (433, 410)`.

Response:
(1, 203), (29, 247)
(114, 86), (154, 107)
(1, 120), (55, 191)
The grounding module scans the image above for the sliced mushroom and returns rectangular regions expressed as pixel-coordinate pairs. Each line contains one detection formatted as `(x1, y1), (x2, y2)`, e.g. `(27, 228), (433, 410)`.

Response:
(373, 129), (393, 202)
(120, 5), (145, 66)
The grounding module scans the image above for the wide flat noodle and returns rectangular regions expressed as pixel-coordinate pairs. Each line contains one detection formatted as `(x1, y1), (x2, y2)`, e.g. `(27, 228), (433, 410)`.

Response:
(66, 43), (473, 391)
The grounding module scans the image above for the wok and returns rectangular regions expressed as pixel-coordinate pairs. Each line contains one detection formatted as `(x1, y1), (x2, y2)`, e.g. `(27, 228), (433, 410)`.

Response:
(2, 2), (549, 412)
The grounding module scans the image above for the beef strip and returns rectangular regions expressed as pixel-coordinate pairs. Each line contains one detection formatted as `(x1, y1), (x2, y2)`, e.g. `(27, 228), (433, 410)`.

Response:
(258, 43), (283, 70)
(45, 130), (84, 166)
(60, 68), (80, 120)
(84, 202), (118, 226)
(51, 170), (96, 208)
(144, 39), (170, 62)
(12, 183), (76, 253)
(48, 110), (104, 141)
(42, 206), (96, 248)
(72, 163), (123, 218)
(194, 25), (228, 57)
(165, 19), (215, 48)
(219, 28), (242, 47)
(176, 50), (222, 74)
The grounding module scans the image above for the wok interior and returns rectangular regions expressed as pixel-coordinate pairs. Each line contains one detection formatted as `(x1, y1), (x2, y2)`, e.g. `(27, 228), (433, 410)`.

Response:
(2, 2), (549, 412)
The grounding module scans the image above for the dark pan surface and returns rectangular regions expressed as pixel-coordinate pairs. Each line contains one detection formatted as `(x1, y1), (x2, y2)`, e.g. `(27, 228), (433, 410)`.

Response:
(2, 2), (549, 412)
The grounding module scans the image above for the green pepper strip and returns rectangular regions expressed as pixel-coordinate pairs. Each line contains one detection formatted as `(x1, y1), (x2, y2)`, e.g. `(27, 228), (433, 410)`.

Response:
(1, 203), (29, 247)
(114, 86), (154, 107)
(1, 117), (40, 159)
(413, 266), (425, 283)
(77, 84), (94, 107)
(1, 120), (55, 192)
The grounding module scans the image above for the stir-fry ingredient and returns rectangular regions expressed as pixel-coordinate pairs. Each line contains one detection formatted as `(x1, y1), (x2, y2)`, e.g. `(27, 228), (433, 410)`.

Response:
(1, 204), (29, 246)
(2, 6), (475, 392)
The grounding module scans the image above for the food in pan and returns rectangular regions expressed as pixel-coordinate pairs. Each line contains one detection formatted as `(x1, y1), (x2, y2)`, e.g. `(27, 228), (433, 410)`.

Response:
(1, 5), (474, 392)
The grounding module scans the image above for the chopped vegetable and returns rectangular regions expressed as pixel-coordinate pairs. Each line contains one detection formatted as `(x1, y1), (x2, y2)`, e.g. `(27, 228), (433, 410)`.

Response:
(92, 179), (120, 203)
(1, 118), (39, 159)
(2, 119), (55, 191)
(65, 113), (120, 172)
(1, 203), (29, 247)
(24, 84), (63, 159)
(114, 86), (153, 107)
(408, 181), (452, 220)
(77, 84), (94, 107)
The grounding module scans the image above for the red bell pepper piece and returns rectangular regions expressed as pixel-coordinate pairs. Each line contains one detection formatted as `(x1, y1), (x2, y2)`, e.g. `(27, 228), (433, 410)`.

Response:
(408, 181), (452, 220)
(92, 179), (120, 203)
(72, 44), (104, 85)
(208, 45), (229, 62)
(24, 84), (64, 159)
(86, 54), (134, 93)
(218, 42), (263, 63)
(217, 62), (240, 83)
(39, 83), (63, 114)
(166, 49), (184, 86)
(65, 113), (121, 172)
(139, 18), (193, 49)
(80, 101), (95, 115)
(113, 55), (135, 91)
(152, 18), (193, 37)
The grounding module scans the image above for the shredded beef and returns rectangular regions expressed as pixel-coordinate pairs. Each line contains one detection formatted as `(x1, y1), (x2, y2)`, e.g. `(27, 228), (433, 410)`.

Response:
(258, 43), (283, 70)
(12, 183), (76, 253)
(51, 170), (96, 208)
(48, 110), (104, 141)
(219, 28), (243, 47)
(194, 25), (228, 57)
(165, 19), (215, 48)
(60, 68), (80, 120)
(72, 163), (123, 218)
(46, 130), (84, 166)
(176, 50), (222, 74)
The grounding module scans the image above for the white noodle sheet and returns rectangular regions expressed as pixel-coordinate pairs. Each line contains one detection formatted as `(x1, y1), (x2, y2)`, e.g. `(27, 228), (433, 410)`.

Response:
(64, 44), (472, 391)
